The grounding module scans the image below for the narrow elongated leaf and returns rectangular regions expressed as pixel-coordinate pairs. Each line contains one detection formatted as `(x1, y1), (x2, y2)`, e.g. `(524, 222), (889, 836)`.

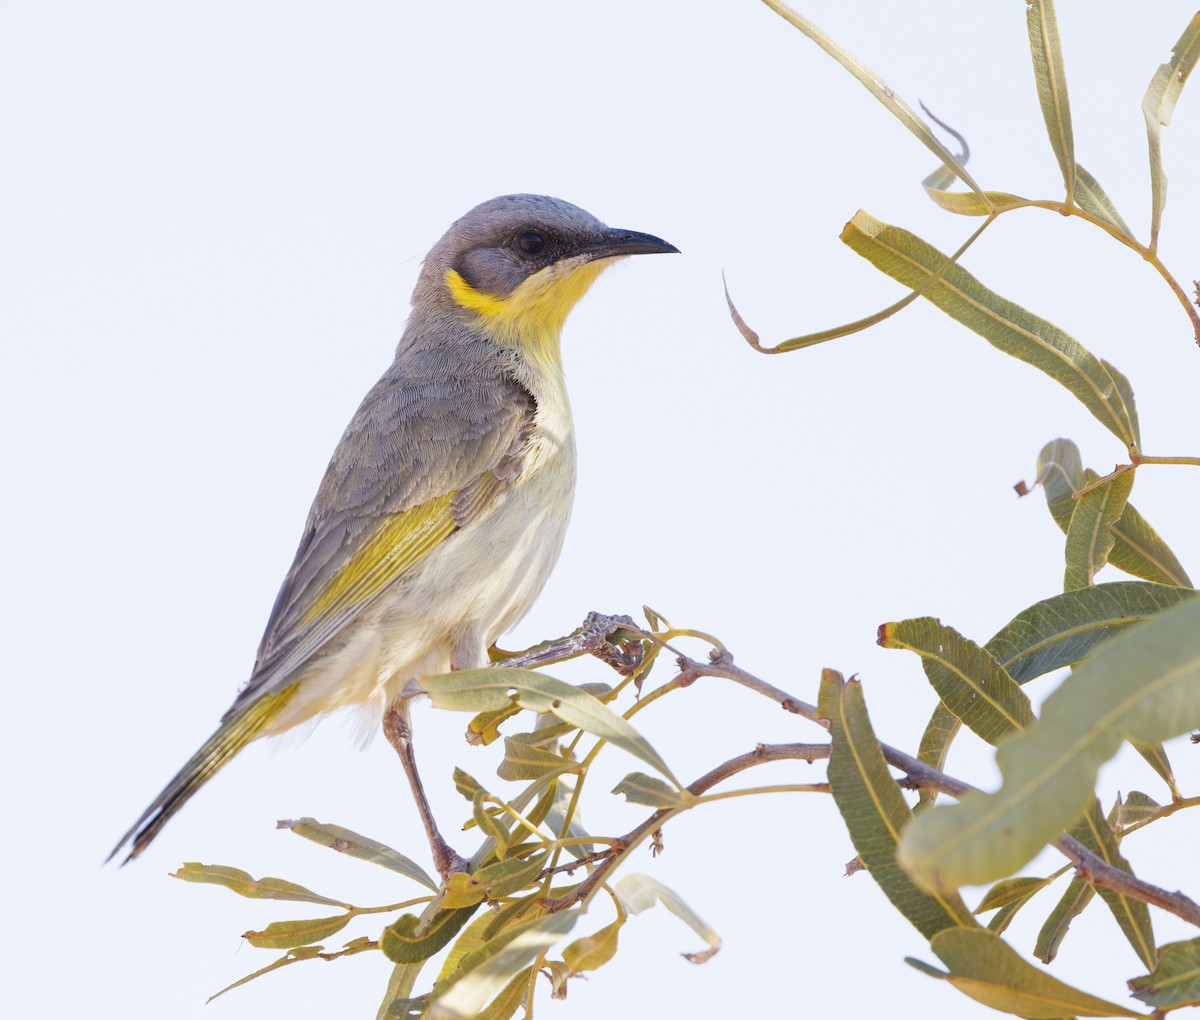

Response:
(441, 853), (549, 910)
(243, 914), (352, 950)
(545, 779), (591, 860)
(1036, 439), (1191, 587)
(986, 581), (1198, 685)
(1070, 801), (1156, 969)
(431, 911), (578, 1019)
(1129, 739), (1179, 798)
(931, 928), (1141, 1017)
(613, 873), (721, 963)
(879, 619), (1032, 743)
(976, 876), (1056, 915)
(171, 863), (350, 908)
(474, 794), (512, 858)
(208, 946), (325, 1002)
(1063, 470), (1135, 590)
(496, 737), (579, 783)
(916, 702), (961, 808)
(761, 0), (985, 198)
(470, 966), (531, 1020)
(899, 598), (1200, 888)
(612, 772), (684, 809)
(1026, 0), (1075, 203)
(1035, 879), (1095, 965)
(924, 188), (1028, 217)
(1118, 791), (1162, 827)
(423, 669), (678, 784)
(1142, 13), (1200, 249)
(1102, 360), (1141, 447)
(841, 213), (1137, 445)
(563, 916), (624, 973)
(1073, 165), (1132, 236)
(818, 671), (976, 937)
(1129, 937), (1200, 1008)
(382, 907), (480, 965)
(279, 818), (437, 891)
(377, 961), (422, 1020)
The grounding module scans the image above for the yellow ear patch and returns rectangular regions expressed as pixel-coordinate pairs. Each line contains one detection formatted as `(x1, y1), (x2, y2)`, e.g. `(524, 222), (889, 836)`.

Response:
(445, 257), (616, 367)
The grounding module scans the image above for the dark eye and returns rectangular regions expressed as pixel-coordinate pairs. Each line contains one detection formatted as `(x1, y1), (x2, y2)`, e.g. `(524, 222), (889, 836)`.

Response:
(517, 232), (545, 255)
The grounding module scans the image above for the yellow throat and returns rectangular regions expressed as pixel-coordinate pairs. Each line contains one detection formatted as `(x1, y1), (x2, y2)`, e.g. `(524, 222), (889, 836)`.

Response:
(445, 256), (616, 371)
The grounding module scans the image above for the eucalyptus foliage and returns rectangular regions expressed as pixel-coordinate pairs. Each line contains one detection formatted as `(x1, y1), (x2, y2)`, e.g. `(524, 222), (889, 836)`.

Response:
(176, 3), (1200, 1016)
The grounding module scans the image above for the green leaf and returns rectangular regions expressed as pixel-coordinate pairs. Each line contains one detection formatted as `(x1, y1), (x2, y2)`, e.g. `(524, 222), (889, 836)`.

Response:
(1102, 360), (1141, 448)
(841, 213), (1138, 445)
(1118, 791), (1162, 827)
(1034, 880), (1095, 965)
(1064, 470), (1135, 590)
(544, 779), (592, 860)
(496, 736), (579, 783)
(899, 598), (1200, 888)
(278, 818), (438, 891)
(915, 702), (961, 809)
(563, 916), (625, 973)
(879, 619), (1033, 743)
(612, 772), (684, 809)
(1035, 439), (1191, 586)
(613, 873), (721, 963)
(1129, 937), (1200, 1008)
(1129, 740), (1179, 799)
(377, 961), (422, 1020)
(474, 793), (512, 859)
(987, 581), (1198, 685)
(207, 946), (325, 1003)
(924, 188), (1029, 217)
(471, 966), (532, 1020)
(243, 914), (352, 950)
(1142, 13), (1200, 249)
(422, 669), (678, 785)
(171, 863), (350, 908)
(381, 906), (480, 965)
(1071, 801), (1156, 969)
(1073, 165), (1132, 236)
(931, 928), (1142, 1017)
(760, 0), (986, 199)
(817, 670), (976, 938)
(441, 852), (550, 908)
(432, 911), (579, 1019)
(453, 768), (486, 801)
(1026, 0), (1075, 203)
(975, 876), (1056, 915)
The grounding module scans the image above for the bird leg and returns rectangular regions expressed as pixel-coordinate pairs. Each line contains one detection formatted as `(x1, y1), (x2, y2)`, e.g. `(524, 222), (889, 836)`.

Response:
(382, 699), (469, 881)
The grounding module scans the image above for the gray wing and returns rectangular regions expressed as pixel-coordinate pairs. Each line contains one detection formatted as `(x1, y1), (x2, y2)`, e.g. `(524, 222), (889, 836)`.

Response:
(227, 342), (535, 715)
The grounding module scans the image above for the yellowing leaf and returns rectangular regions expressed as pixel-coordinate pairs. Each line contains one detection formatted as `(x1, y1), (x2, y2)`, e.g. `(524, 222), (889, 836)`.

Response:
(171, 862), (349, 908)
(930, 928), (1141, 1017)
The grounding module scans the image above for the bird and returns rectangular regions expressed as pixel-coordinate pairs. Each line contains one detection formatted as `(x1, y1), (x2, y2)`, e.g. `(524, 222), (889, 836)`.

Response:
(109, 194), (677, 876)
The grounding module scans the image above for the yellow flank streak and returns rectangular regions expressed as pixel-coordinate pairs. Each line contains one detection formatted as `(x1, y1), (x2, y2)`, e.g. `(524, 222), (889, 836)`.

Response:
(302, 491), (458, 625)
(445, 257), (613, 372)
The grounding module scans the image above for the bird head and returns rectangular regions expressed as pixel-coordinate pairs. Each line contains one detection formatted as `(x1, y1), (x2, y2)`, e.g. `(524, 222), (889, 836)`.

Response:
(410, 194), (677, 365)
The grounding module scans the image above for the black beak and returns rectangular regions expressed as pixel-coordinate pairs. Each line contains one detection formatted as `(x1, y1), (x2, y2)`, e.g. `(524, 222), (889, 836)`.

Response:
(578, 228), (680, 261)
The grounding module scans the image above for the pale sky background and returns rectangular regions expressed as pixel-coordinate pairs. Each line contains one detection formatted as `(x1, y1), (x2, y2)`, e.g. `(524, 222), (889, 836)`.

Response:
(6, 2), (1200, 1018)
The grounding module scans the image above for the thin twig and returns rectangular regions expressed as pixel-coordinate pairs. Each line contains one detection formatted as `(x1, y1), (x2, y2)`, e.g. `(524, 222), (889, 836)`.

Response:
(561, 649), (1200, 929)
(492, 612), (644, 674)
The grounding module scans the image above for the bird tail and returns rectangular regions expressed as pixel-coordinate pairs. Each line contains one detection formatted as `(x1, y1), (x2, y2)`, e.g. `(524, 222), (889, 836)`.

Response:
(107, 684), (296, 864)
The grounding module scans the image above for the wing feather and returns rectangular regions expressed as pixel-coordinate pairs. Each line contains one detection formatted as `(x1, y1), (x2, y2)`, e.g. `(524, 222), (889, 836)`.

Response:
(228, 340), (535, 715)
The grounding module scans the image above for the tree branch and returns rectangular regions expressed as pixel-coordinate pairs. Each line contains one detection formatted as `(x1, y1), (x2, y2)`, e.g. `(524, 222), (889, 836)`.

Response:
(562, 646), (1200, 929)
